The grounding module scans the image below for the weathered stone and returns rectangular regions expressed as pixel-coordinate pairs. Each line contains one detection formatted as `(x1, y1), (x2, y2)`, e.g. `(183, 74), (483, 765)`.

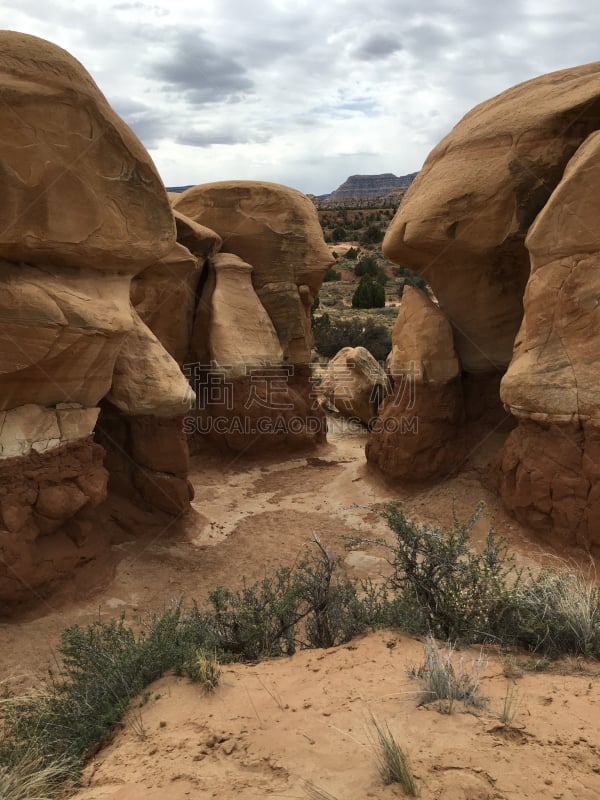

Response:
(192, 252), (283, 377)
(131, 243), (201, 363)
(383, 62), (600, 374)
(0, 31), (174, 273)
(172, 181), (333, 364)
(501, 130), (600, 425)
(107, 310), (195, 417)
(367, 288), (464, 481)
(173, 210), (223, 261)
(321, 346), (387, 426)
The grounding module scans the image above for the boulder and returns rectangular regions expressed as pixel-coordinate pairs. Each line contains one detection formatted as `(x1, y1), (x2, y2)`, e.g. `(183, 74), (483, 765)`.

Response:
(383, 62), (600, 374)
(320, 346), (387, 426)
(366, 288), (464, 481)
(172, 181), (333, 364)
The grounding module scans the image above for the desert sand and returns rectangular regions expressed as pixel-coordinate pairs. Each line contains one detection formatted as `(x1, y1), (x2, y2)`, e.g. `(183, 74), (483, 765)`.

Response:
(2, 422), (599, 799)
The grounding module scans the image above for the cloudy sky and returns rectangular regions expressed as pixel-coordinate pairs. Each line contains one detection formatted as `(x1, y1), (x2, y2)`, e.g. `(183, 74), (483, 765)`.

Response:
(3, 0), (599, 194)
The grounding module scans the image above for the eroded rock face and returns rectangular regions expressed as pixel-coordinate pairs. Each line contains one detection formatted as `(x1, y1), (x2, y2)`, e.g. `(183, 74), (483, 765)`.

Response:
(321, 347), (387, 426)
(191, 252), (283, 376)
(376, 63), (600, 544)
(496, 130), (600, 547)
(131, 243), (202, 364)
(383, 62), (600, 374)
(0, 32), (190, 605)
(173, 181), (332, 454)
(172, 181), (334, 365)
(366, 288), (464, 481)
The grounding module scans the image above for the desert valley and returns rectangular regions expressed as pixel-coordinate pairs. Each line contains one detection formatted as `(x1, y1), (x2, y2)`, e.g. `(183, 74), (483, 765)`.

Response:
(1, 28), (600, 800)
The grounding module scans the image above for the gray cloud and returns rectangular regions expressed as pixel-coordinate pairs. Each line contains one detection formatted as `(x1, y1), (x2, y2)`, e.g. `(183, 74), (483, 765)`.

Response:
(150, 28), (253, 104)
(5, 0), (600, 194)
(352, 33), (403, 61)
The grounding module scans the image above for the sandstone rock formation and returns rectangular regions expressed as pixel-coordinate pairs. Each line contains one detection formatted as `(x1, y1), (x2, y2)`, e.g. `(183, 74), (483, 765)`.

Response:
(0, 32), (190, 605)
(173, 181), (332, 452)
(383, 62), (600, 374)
(366, 288), (464, 481)
(172, 181), (333, 365)
(377, 62), (600, 546)
(497, 129), (600, 546)
(320, 347), (387, 426)
(191, 253), (283, 376)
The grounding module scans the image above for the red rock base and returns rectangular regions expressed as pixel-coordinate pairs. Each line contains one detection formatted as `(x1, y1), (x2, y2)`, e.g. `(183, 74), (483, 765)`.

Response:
(365, 377), (465, 482)
(185, 365), (326, 455)
(496, 419), (600, 550)
(0, 439), (109, 608)
(96, 405), (194, 515)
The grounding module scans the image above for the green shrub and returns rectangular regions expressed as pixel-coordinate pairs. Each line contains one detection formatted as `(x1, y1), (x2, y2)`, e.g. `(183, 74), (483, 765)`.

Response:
(354, 255), (378, 277)
(360, 223), (384, 245)
(323, 268), (342, 282)
(393, 266), (429, 296)
(345, 246), (359, 260)
(352, 275), (386, 309)
(330, 226), (347, 243)
(312, 316), (391, 362)
(347, 503), (520, 643)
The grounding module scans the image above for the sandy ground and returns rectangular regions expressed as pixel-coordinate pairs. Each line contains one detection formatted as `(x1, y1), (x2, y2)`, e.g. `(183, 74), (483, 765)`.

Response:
(2, 421), (599, 798)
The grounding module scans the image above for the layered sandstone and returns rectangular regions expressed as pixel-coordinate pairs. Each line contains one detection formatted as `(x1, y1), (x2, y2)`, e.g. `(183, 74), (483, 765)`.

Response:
(173, 181), (332, 453)
(0, 32), (191, 604)
(497, 130), (600, 547)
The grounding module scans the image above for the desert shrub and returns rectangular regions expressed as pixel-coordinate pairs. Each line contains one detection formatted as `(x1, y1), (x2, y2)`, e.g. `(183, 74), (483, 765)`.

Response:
(496, 570), (600, 657)
(0, 541), (369, 787)
(354, 255), (378, 277)
(312, 316), (391, 362)
(393, 266), (429, 296)
(352, 276), (385, 309)
(330, 226), (347, 243)
(347, 503), (521, 643)
(360, 223), (384, 245)
(323, 267), (342, 282)
(415, 636), (487, 713)
(345, 246), (359, 260)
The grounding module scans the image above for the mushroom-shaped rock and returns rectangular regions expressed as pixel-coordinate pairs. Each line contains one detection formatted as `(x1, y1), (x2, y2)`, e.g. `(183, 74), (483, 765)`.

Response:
(172, 181), (333, 364)
(383, 62), (600, 374)
(193, 252), (283, 377)
(320, 347), (387, 426)
(366, 288), (464, 481)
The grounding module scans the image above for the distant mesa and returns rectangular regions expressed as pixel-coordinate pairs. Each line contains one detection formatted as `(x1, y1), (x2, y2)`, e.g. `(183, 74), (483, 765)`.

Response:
(168, 173), (419, 207)
(320, 172), (418, 206)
